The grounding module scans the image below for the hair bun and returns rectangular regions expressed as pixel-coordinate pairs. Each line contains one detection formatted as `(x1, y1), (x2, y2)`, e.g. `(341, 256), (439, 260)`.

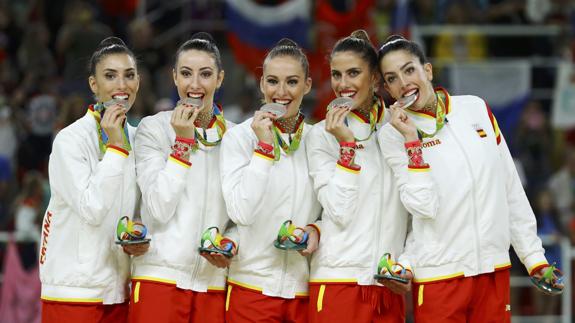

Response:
(98, 36), (127, 50)
(350, 30), (370, 42)
(190, 32), (216, 44)
(276, 38), (298, 48)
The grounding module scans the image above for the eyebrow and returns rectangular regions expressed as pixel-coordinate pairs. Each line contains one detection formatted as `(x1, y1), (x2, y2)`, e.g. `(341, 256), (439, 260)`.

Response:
(179, 66), (214, 71)
(383, 61), (413, 76)
(266, 75), (300, 79)
(103, 68), (135, 72)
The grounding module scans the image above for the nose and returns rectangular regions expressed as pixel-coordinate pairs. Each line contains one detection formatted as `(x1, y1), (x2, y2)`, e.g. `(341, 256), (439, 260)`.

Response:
(190, 75), (200, 89)
(340, 75), (350, 88)
(277, 81), (287, 96)
(397, 74), (408, 89)
(117, 76), (128, 89)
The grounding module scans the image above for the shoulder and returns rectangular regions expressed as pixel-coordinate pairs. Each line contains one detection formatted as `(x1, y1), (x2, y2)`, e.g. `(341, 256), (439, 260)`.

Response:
(451, 95), (487, 111)
(54, 115), (92, 145)
(137, 111), (172, 133)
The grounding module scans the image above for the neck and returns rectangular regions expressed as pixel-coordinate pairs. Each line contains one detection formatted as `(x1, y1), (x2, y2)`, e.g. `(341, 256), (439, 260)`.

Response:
(195, 107), (214, 129)
(421, 94), (438, 116)
(276, 113), (300, 133)
(355, 97), (373, 121)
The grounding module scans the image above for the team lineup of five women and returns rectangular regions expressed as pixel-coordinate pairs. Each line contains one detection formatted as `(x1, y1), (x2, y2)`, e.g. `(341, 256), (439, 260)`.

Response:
(38, 30), (556, 323)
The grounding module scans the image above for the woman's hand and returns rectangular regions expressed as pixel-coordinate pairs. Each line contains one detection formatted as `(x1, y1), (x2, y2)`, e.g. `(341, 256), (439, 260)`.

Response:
(298, 226), (319, 257)
(325, 106), (354, 143)
(377, 270), (413, 295)
(101, 105), (126, 147)
(389, 105), (418, 142)
(171, 104), (201, 139)
(122, 242), (150, 257)
(251, 110), (275, 144)
(201, 247), (237, 269)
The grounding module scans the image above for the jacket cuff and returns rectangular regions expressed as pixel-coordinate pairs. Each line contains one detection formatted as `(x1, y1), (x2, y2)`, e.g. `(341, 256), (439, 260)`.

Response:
(407, 167), (432, 184)
(166, 155), (192, 177)
(334, 162), (361, 183)
(101, 145), (129, 173)
(249, 152), (274, 174)
(306, 223), (321, 242)
(524, 253), (549, 275)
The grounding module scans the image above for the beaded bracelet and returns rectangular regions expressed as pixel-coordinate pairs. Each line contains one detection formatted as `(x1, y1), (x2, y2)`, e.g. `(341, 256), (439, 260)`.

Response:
(404, 140), (428, 168)
(338, 141), (359, 170)
(171, 136), (196, 160)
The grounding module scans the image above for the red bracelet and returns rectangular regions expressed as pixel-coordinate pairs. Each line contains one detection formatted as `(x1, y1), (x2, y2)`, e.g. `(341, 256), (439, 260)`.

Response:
(255, 141), (274, 158)
(257, 141), (274, 151)
(339, 141), (356, 148)
(404, 140), (421, 149)
(176, 136), (196, 145)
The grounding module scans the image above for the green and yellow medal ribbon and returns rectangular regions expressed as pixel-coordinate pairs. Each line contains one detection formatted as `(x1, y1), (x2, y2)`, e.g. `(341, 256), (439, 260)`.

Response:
(415, 89), (449, 139)
(272, 114), (304, 161)
(345, 95), (383, 142)
(192, 104), (227, 152)
(88, 104), (131, 156)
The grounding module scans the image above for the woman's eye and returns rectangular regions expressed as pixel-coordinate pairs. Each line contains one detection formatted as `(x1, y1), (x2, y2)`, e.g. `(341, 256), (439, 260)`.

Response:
(349, 70), (359, 77)
(181, 71), (191, 77)
(288, 79), (298, 86)
(406, 66), (415, 74)
(105, 74), (115, 80)
(386, 76), (395, 83)
(266, 79), (278, 85)
(331, 72), (341, 80)
(201, 71), (212, 78)
(126, 73), (135, 80)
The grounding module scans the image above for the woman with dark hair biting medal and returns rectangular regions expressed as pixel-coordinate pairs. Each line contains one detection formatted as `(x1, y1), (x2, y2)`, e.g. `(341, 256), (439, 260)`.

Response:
(40, 37), (147, 323)
(220, 38), (321, 323)
(305, 30), (409, 323)
(129, 32), (235, 323)
(377, 35), (563, 323)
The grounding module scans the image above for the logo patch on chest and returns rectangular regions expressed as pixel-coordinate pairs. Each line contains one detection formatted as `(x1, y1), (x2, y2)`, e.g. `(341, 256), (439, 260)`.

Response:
(422, 139), (441, 148)
(473, 124), (487, 138)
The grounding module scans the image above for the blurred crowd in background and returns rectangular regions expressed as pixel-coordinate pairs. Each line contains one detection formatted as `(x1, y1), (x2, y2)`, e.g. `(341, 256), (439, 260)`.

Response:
(0, 0), (575, 320)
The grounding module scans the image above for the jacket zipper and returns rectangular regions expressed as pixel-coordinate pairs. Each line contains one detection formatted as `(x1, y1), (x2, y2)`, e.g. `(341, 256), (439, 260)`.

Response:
(279, 136), (297, 296)
(191, 145), (209, 286)
(446, 123), (481, 273)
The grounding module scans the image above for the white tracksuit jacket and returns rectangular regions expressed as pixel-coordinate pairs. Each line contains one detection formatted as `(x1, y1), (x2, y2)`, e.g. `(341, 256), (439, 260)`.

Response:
(132, 110), (234, 292)
(40, 110), (136, 304)
(220, 118), (322, 299)
(378, 89), (548, 283)
(306, 100), (410, 285)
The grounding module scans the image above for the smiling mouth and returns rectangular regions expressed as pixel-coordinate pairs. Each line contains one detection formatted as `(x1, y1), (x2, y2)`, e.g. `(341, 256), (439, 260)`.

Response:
(273, 99), (291, 106)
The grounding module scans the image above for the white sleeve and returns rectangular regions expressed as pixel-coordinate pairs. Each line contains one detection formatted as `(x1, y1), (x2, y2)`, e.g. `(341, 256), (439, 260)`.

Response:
(48, 131), (129, 226)
(305, 126), (360, 228)
(397, 214), (414, 272)
(135, 117), (190, 224)
(220, 127), (273, 226)
(378, 128), (439, 220)
(499, 134), (548, 273)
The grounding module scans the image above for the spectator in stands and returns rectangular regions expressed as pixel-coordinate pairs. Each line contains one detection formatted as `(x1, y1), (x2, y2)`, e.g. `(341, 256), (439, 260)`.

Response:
(548, 147), (575, 229)
(12, 170), (45, 241)
(514, 100), (554, 199)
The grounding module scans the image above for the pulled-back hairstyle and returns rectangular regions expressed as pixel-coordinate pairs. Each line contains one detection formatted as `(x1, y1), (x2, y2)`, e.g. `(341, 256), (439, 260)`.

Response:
(263, 38), (309, 78)
(378, 35), (428, 66)
(175, 32), (223, 71)
(88, 37), (136, 76)
(330, 30), (378, 72)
